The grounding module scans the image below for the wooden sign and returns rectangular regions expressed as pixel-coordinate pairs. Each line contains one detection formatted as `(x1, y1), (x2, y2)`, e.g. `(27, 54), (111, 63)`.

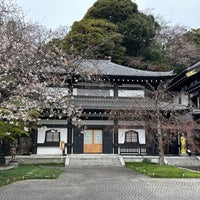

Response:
(60, 141), (65, 150)
(185, 69), (197, 77)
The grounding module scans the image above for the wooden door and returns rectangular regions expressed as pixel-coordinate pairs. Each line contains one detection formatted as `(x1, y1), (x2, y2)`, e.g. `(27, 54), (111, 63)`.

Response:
(84, 129), (102, 153)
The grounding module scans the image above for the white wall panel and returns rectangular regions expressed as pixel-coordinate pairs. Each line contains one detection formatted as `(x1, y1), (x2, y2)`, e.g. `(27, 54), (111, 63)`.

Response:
(118, 90), (144, 97)
(37, 147), (61, 155)
(118, 129), (146, 144)
(37, 128), (67, 143)
(181, 93), (189, 106)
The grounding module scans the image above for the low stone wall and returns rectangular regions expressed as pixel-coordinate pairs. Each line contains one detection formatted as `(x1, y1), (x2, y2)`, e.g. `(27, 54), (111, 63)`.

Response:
(123, 156), (160, 164)
(5, 155), (65, 165)
(4, 155), (200, 166)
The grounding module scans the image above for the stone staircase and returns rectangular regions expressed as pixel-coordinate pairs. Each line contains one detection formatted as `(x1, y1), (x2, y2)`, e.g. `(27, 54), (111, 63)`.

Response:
(165, 156), (200, 167)
(65, 154), (124, 167)
(65, 155), (200, 168)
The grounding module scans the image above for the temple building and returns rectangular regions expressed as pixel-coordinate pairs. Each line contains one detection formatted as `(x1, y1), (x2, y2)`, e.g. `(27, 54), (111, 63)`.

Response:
(168, 61), (200, 115)
(33, 59), (176, 156)
(168, 61), (200, 155)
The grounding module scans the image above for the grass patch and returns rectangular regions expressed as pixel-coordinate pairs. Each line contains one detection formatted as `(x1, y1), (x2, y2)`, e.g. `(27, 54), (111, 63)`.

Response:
(0, 165), (63, 187)
(126, 162), (200, 178)
(36, 163), (65, 167)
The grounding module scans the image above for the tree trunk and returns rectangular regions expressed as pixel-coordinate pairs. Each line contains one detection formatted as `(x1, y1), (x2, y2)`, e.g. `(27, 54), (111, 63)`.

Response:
(157, 116), (165, 165)
(154, 90), (165, 166)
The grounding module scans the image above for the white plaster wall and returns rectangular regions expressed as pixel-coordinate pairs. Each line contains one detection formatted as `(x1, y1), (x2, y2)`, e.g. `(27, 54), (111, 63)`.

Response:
(173, 92), (188, 106)
(181, 93), (189, 106)
(73, 88), (114, 97)
(37, 147), (63, 155)
(37, 127), (67, 143)
(73, 88), (77, 95)
(118, 129), (146, 144)
(174, 95), (179, 104)
(118, 90), (144, 97)
(37, 128), (46, 143)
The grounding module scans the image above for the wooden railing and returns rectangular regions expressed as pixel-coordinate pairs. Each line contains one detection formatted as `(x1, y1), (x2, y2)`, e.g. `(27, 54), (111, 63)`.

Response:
(119, 143), (146, 155)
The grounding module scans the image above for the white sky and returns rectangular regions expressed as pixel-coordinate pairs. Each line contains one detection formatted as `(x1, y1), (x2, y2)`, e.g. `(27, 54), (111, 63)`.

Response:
(16, 0), (200, 29)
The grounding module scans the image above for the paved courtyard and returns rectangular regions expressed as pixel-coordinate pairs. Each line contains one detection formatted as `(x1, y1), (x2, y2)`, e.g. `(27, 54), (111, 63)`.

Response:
(1, 166), (200, 200)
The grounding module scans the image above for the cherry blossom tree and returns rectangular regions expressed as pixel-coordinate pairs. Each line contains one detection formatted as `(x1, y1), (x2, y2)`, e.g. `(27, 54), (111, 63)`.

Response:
(150, 15), (200, 72)
(0, 0), (84, 138)
(127, 14), (200, 73)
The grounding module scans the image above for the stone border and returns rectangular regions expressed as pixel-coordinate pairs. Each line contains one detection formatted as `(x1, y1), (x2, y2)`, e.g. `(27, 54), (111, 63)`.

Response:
(0, 166), (14, 171)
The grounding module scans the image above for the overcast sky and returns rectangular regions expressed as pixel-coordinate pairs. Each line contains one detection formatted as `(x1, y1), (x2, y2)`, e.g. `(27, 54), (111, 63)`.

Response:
(16, 0), (200, 29)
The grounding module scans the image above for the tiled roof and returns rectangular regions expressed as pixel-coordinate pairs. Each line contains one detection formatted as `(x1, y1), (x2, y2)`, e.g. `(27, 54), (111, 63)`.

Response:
(186, 61), (200, 72)
(71, 97), (187, 111)
(78, 59), (175, 77)
(168, 60), (200, 90)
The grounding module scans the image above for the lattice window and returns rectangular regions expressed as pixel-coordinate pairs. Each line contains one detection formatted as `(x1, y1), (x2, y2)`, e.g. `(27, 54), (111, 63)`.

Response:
(45, 129), (60, 143)
(125, 131), (138, 143)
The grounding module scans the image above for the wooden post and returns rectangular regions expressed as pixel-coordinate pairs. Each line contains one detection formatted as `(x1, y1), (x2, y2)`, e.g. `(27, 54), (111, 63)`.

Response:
(114, 119), (118, 154)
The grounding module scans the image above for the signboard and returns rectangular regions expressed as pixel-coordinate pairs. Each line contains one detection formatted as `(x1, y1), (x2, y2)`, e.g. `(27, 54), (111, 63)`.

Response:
(60, 141), (65, 150)
(185, 69), (197, 77)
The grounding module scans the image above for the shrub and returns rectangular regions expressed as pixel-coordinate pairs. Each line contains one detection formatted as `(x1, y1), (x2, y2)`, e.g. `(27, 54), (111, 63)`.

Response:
(142, 158), (151, 164)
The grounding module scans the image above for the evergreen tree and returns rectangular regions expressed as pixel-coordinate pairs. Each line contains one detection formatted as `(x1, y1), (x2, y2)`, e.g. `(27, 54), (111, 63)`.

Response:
(62, 0), (157, 64)
(63, 18), (126, 63)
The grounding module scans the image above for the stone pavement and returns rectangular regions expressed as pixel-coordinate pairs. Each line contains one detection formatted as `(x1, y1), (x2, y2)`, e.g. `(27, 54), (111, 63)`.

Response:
(1, 167), (200, 200)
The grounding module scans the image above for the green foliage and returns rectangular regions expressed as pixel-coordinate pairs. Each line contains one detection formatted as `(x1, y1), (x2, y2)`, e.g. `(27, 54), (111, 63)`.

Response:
(62, 0), (157, 65)
(119, 13), (157, 57)
(0, 165), (62, 186)
(143, 48), (164, 63)
(0, 120), (28, 140)
(26, 108), (41, 129)
(63, 18), (126, 63)
(61, 0), (198, 72)
(84, 0), (138, 24)
(126, 162), (200, 178)
(0, 108), (40, 140)
(142, 158), (151, 164)
(186, 28), (200, 45)
(138, 48), (172, 71)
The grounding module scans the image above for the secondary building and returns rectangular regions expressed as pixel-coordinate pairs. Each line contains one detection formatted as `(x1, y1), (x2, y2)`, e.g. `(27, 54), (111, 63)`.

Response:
(168, 61), (200, 155)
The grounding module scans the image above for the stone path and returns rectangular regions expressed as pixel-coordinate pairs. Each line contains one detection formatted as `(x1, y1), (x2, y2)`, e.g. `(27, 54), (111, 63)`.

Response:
(1, 167), (200, 200)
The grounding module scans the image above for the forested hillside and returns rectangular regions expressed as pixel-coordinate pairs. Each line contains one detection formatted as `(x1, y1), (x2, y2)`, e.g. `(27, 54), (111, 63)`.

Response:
(60, 0), (200, 73)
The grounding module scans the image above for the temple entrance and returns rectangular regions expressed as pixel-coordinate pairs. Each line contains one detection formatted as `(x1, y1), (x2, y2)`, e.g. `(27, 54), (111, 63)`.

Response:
(84, 129), (102, 153)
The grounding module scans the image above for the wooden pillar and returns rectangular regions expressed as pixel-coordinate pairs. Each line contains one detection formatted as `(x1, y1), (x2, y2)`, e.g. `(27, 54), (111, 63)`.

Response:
(67, 124), (73, 154)
(114, 83), (118, 97)
(189, 94), (192, 107)
(197, 92), (200, 108)
(0, 140), (5, 164)
(113, 83), (119, 154)
(113, 119), (118, 154)
(31, 129), (37, 154)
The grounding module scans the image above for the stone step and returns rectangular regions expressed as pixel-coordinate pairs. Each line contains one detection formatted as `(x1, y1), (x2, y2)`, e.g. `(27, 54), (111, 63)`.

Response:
(66, 154), (123, 167)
